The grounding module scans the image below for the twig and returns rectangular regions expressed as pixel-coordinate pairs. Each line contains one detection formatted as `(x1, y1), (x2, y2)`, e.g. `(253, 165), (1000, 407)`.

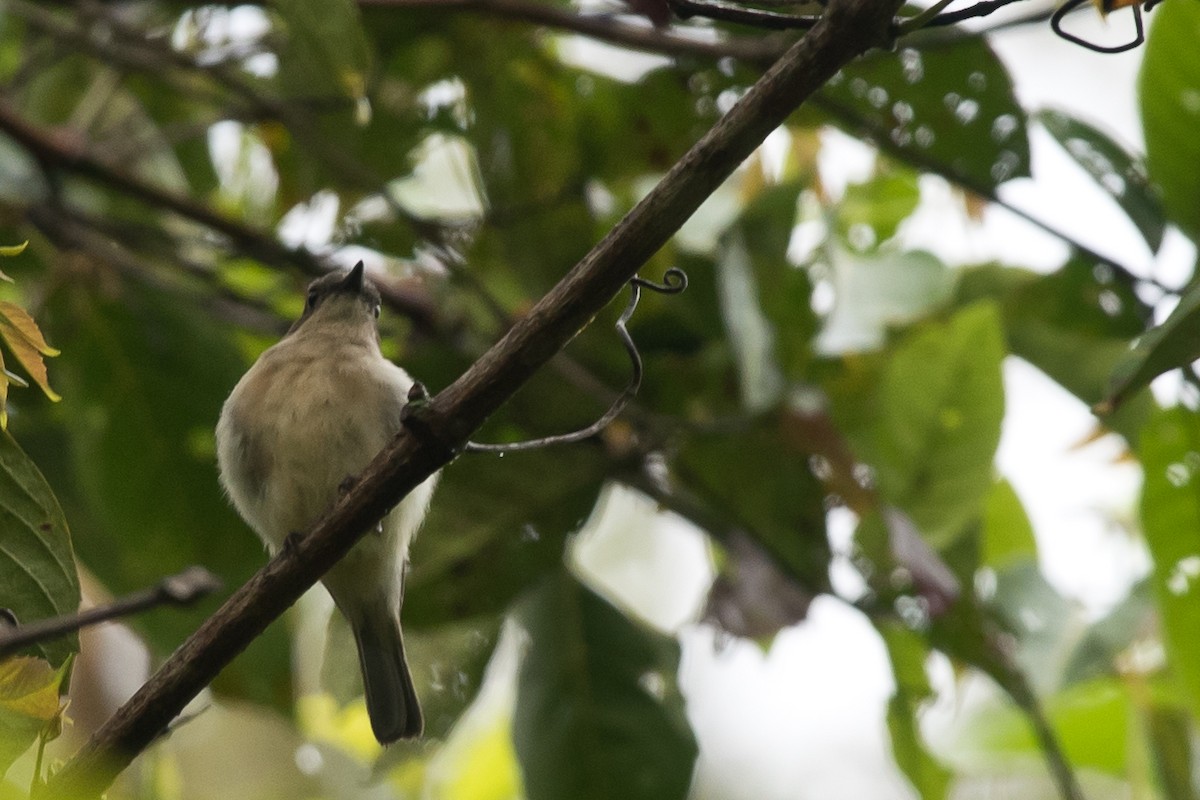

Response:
(0, 568), (221, 658)
(357, 0), (791, 65)
(41, 0), (901, 794)
(667, 0), (823, 29)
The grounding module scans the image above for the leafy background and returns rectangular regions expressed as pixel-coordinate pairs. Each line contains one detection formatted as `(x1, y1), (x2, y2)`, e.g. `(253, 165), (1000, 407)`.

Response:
(0, 0), (1198, 799)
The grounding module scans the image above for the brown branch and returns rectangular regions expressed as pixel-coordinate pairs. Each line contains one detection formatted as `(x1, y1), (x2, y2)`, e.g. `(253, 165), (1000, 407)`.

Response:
(357, 0), (791, 65)
(40, 0), (898, 795)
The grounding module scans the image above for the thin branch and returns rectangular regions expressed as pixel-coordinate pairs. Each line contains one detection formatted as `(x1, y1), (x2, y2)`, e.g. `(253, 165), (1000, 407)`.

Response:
(357, 0), (791, 65)
(0, 568), (220, 658)
(666, 0), (823, 29)
(41, 0), (900, 795)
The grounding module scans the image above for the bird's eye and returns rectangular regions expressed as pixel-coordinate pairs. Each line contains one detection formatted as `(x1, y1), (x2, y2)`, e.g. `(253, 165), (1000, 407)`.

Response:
(373, 304), (381, 319)
(306, 291), (319, 310)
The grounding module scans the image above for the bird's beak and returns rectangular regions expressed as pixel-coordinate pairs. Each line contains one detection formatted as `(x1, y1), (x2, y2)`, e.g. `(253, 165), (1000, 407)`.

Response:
(342, 261), (365, 292)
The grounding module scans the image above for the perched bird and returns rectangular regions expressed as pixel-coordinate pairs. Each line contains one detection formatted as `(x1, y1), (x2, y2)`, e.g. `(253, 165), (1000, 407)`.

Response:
(216, 261), (437, 742)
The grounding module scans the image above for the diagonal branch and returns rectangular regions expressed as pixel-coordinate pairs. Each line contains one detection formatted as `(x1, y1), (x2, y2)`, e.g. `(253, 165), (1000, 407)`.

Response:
(40, 0), (899, 795)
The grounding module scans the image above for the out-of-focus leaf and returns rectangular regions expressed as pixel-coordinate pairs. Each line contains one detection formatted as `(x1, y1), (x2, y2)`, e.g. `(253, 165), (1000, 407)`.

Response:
(703, 530), (814, 641)
(1061, 580), (1153, 688)
(0, 656), (66, 778)
(945, 677), (1130, 776)
(735, 182), (819, 382)
(1037, 109), (1166, 252)
(1140, 1), (1200, 241)
(513, 570), (696, 800)
(954, 258), (1151, 439)
(866, 303), (1005, 549)
(982, 479), (1036, 572)
(1099, 281), (1200, 414)
(716, 231), (783, 412)
(42, 280), (290, 707)
(989, 563), (1085, 696)
(878, 622), (951, 800)
(1146, 702), (1196, 800)
(816, 245), (953, 355)
(0, 430), (79, 668)
(1138, 407), (1200, 721)
(837, 169), (921, 246)
(274, 0), (372, 105)
(679, 417), (830, 590)
(820, 39), (1029, 189)
(405, 445), (607, 628)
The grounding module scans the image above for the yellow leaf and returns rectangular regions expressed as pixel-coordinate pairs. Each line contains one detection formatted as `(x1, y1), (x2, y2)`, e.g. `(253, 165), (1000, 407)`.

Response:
(0, 656), (69, 775)
(0, 303), (61, 403)
(0, 242), (27, 257)
(0, 658), (63, 722)
(0, 349), (9, 430)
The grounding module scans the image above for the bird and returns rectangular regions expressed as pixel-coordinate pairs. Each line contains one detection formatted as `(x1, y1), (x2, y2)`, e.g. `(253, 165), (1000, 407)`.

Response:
(215, 261), (437, 742)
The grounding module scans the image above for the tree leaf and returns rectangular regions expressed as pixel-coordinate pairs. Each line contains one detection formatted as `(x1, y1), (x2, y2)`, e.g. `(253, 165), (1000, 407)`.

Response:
(982, 479), (1036, 572)
(404, 444), (608, 628)
(513, 570), (697, 800)
(0, 656), (66, 778)
(0, 430), (79, 667)
(837, 169), (921, 245)
(1037, 108), (1166, 252)
(1140, 1), (1200, 242)
(867, 303), (1006, 549)
(273, 0), (372, 105)
(1098, 279), (1200, 414)
(0, 302), (60, 404)
(819, 38), (1029, 189)
(1138, 407), (1200, 721)
(878, 622), (952, 800)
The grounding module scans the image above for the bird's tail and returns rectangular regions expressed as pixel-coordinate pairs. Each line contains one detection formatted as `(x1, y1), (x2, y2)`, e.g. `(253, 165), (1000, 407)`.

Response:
(352, 610), (423, 743)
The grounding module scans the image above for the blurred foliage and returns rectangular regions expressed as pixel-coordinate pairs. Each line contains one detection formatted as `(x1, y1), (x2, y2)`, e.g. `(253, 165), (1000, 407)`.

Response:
(0, 1), (1197, 799)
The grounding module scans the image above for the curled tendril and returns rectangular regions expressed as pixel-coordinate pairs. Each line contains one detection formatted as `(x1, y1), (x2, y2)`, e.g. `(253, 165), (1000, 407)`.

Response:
(465, 267), (689, 454)
(1051, 0), (1146, 53)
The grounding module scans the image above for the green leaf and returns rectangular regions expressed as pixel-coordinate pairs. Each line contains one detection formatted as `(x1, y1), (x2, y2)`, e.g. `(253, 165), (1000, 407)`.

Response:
(819, 39), (1029, 189)
(1060, 580), (1153, 688)
(513, 570), (697, 800)
(954, 259), (1152, 438)
(1138, 407), (1200, 721)
(1140, 1), (1200, 241)
(734, 183), (819, 383)
(0, 657), (66, 778)
(1037, 109), (1166, 252)
(678, 417), (830, 590)
(869, 303), (1006, 549)
(274, 0), (372, 105)
(0, 430), (79, 667)
(982, 479), (1036, 571)
(1145, 702), (1196, 800)
(1100, 279), (1200, 413)
(989, 563), (1086, 697)
(878, 622), (952, 800)
(946, 677), (1130, 776)
(404, 444), (608, 628)
(837, 169), (921, 245)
